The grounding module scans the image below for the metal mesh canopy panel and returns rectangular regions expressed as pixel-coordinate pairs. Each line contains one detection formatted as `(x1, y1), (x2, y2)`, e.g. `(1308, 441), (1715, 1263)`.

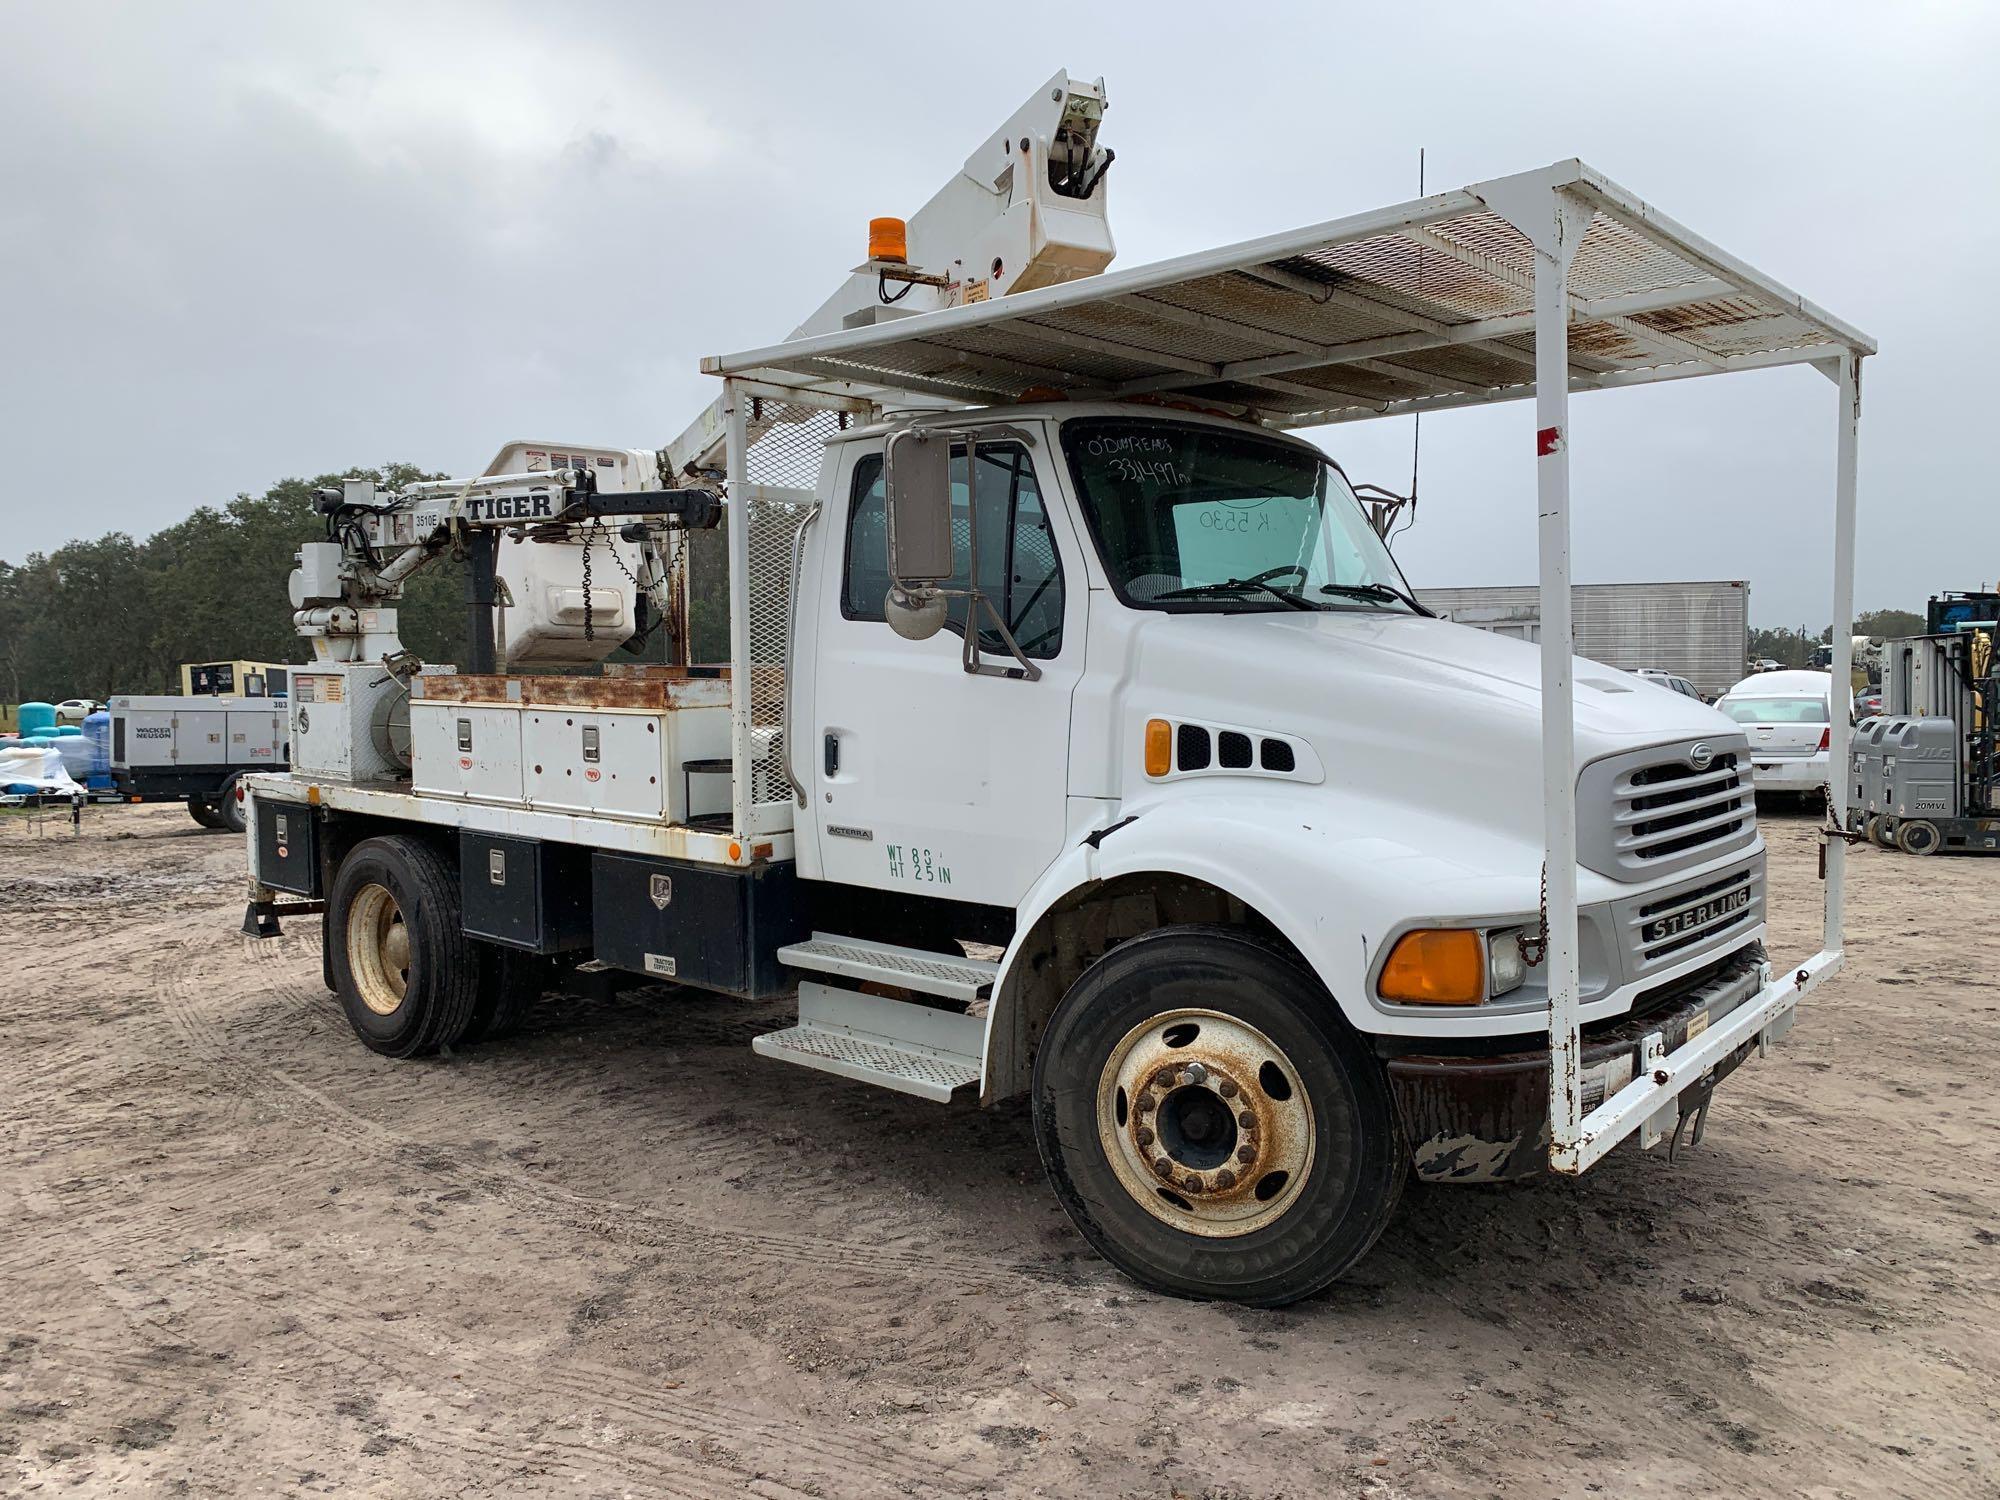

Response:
(737, 397), (847, 810)
(707, 160), (1872, 428)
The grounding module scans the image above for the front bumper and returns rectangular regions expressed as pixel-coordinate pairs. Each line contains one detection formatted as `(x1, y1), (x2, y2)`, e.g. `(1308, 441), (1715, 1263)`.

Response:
(1384, 943), (1773, 1182)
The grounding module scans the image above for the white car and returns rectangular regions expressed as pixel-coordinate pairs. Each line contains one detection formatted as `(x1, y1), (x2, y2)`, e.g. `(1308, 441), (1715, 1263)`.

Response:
(1715, 670), (1845, 795)
(53, 698), (101, 724)
(1633, 668), (1704, 702)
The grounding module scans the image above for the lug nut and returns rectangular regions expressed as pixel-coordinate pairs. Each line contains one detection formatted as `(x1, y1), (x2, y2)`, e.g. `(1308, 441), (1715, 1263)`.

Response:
(1218, 1079), (1239, 1098)
(1184, 1062), (1207, 1083)
(1183, 1175), (1205, 1194)
(1153, 1157), (1174, 1178)
(1135, 1126), (1154, 1147)
(1237, 1110), (1257, 1130)
(1153, 1067), (1176, 1088)
(1135, 1094), (1156, 1115)
(1212, 1169), (1237, 1191)
(1236, 1145), (1256, 1164)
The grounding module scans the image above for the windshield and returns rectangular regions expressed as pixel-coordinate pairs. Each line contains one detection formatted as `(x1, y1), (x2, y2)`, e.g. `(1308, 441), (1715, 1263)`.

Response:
(1719, 696), (1829, 724)
(1059, 417), (1422, 614)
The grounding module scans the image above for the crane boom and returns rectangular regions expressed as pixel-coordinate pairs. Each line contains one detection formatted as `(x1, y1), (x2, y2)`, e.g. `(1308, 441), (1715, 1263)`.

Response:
(659, 69), (1115, 482)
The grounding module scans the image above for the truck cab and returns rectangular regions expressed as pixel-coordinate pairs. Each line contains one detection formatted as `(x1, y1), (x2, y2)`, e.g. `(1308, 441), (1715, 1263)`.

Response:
(784, 404), (1766, 1237)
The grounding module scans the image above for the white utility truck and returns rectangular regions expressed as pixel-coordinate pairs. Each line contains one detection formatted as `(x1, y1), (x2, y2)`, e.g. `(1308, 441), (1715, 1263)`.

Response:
(242, 72), (1872, 1304)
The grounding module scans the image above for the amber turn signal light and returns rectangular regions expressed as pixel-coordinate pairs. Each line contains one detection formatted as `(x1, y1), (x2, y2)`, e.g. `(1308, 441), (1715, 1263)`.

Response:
(1144, 718), (1172, 777)
(1378, 928), (1485, 1005)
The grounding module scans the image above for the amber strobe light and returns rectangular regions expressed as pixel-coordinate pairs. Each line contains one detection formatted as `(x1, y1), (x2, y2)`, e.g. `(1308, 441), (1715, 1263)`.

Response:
(869, 217), (908, 264)
(1144, 718), (1172, 777)
(1378, 929), (1485, 1005)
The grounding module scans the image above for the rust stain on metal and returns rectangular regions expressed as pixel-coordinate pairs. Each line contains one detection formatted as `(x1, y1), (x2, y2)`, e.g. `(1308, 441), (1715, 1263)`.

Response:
(414, 671), (731, 710)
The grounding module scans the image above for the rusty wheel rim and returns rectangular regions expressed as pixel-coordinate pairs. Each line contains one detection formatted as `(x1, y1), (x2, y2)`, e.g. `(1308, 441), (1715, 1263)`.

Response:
(1096, 1008), (1315, 1238)
(347, 882), (409, 1016)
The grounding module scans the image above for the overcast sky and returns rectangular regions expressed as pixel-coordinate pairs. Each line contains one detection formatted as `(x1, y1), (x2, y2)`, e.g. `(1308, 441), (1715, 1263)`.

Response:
(3, 2), (1993, 626)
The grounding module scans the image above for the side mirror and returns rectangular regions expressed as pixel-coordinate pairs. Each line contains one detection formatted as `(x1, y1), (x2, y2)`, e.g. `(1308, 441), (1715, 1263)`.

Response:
(884, 430), (954, 584)
(882, 429), (954, 642)
(884, 582), (948, 641)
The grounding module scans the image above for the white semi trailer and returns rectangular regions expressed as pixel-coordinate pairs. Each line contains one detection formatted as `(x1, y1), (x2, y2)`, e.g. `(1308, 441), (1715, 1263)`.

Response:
(242, 73), (1872, 1304)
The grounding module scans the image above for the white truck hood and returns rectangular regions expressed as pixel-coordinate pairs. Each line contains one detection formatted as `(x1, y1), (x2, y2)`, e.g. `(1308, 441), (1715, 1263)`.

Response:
(1101, 606), (1740, 853)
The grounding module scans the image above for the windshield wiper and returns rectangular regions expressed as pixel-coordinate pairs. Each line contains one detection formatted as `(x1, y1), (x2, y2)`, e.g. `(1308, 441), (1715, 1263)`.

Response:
(1317, 581), (1433, 616)
(1158, 576), (1318, 611)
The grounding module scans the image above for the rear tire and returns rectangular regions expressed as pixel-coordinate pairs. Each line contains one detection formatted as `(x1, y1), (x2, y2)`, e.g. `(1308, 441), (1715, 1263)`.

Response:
(217, 774), (246, 834)
(1873, 817), (1900, 849)
(1896, 819), (1941, 856)
(459, 944), (547, 1045)
(188, 797), (224, 830)
(1031, 925), (1404, 1307)
(327, 835), (480, 1058)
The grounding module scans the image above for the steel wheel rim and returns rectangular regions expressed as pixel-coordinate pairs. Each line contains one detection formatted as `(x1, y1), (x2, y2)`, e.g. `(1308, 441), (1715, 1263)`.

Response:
(347, 882), (410, 1016)
(1096, 1007), (1315, 1238)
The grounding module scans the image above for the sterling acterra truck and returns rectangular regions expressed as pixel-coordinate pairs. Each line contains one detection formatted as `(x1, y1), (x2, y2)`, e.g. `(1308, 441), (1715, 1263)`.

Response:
(241, 72), (1873, 1304)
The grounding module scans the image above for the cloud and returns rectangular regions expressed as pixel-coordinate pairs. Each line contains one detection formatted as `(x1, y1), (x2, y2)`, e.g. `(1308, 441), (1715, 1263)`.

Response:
(1, 0), (1995, 627)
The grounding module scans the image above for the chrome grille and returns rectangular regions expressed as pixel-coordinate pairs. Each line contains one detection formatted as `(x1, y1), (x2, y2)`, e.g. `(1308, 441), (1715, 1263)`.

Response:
(1632, 867), (1758, 965)
(1579, 735), (1758, 881)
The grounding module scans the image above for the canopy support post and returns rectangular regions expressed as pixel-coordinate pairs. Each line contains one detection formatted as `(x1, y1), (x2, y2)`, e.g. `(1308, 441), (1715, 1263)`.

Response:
(1504, 185), (1593, 1173)
(1821, 352), (1863, 953)
(723, 378), (753, 844)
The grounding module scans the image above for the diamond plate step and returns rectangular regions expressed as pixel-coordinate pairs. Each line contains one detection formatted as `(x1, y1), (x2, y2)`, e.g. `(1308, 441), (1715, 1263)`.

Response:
(751, 981), (983, 1103)
(776, 932), (997, 1003)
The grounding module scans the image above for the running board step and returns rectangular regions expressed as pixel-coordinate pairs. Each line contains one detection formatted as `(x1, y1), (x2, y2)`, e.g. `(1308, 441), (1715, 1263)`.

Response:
(776, 932), (997, 1003)
(751, 981), (982, 1103)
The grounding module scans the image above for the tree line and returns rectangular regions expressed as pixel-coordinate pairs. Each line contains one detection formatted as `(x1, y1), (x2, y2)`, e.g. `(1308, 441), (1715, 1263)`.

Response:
(0, 462), (1931, 705)
(0, 464), (734, 707)
(1747, 611), (1927, 670)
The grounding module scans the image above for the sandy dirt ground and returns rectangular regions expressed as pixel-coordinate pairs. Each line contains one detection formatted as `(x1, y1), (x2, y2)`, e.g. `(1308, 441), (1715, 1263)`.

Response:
(1, 798), (1996, 1498)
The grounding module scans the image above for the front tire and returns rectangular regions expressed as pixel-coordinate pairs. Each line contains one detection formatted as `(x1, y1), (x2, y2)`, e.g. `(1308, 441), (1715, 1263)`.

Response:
(1031, 926), (1404, 1306)
(327, 835), (480, 1058)
(188, 797), (224, 830)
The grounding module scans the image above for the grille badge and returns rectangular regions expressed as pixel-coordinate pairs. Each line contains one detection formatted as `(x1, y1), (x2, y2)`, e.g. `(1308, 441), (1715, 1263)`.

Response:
(1688, 742), (1714, 770)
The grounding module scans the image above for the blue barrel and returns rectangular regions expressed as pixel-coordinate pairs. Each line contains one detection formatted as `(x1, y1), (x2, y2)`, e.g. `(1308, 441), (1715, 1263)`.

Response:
(84, 710), (112, 776)
(16, 702), (56, 737)
(55, 735), (93, 781)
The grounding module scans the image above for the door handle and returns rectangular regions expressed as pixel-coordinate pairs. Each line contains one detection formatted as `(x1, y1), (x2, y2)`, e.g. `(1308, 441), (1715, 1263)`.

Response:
(824, 733), (840, 778)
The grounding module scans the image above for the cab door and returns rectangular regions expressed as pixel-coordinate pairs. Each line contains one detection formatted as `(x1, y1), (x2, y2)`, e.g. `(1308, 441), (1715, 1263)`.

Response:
(808, 431), (1085, 908)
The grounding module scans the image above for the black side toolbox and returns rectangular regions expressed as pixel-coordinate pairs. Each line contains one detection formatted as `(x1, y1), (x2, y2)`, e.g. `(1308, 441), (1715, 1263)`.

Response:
(256, 800), (319, 897)
(590, 854), (804, 998)
(459, 832), (593, 953)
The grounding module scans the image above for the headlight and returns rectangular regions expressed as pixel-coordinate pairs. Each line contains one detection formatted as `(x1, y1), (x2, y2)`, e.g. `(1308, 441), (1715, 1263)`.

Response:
(1487, 930), (1528, 998)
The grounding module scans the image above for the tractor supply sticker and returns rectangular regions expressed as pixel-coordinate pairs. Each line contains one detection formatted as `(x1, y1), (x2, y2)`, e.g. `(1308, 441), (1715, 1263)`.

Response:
(885, 844), (951, 886)
(644, 953), (678, 977)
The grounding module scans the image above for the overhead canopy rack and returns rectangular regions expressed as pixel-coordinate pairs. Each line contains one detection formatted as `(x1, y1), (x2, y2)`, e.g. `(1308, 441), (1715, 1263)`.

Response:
(703, 158), (1874, 1178)
(707, 158), (1875, 426)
